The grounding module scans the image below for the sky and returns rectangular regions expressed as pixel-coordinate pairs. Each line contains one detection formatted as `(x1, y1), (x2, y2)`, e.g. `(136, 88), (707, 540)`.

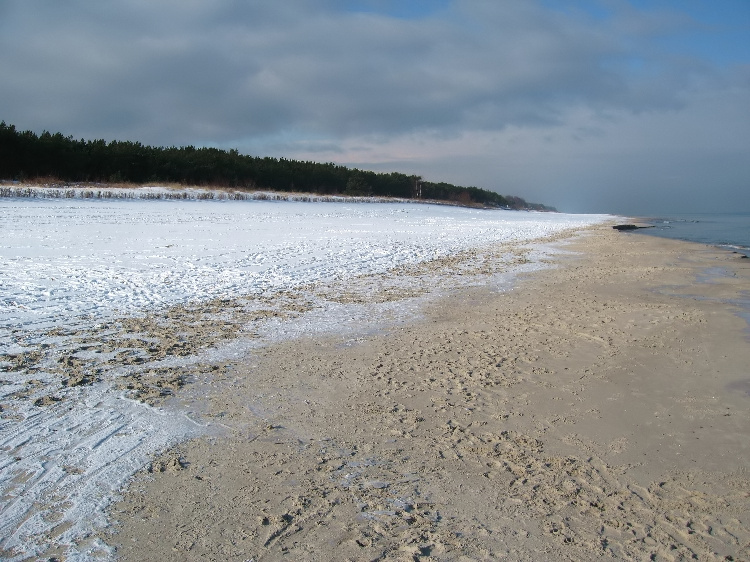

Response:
(1, 0), (748, 214)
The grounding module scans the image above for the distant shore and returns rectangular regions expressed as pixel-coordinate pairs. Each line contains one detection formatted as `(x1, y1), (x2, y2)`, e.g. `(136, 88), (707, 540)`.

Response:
(107, 226), (750, 561)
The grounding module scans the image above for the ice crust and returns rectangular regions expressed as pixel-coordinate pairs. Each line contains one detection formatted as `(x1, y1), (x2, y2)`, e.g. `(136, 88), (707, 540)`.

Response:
(0, 195), (610, 559)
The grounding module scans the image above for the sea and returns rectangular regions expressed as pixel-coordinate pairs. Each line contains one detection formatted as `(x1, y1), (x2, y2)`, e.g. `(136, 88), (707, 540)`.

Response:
(633, 213), (750, 258)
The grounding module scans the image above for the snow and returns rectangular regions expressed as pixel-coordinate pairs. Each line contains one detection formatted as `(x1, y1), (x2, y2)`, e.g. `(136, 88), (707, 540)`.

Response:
(2, 197), (604, 333)
(0, 193), (611, 559)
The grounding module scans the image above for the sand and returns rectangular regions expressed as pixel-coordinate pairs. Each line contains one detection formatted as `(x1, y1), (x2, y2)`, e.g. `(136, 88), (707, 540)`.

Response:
(107, 226), (750, 561)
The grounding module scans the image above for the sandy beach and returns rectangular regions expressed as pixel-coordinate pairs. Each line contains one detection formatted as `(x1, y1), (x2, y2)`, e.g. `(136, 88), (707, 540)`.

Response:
(107, 226), (750, 561)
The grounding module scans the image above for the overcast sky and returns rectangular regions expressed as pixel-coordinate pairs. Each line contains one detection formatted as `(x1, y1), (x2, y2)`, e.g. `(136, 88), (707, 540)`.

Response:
(1, 1), (748, 214)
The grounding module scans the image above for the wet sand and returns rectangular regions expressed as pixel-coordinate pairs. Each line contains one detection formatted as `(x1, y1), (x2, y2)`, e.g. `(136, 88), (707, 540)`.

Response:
(108, 226), (750, 561)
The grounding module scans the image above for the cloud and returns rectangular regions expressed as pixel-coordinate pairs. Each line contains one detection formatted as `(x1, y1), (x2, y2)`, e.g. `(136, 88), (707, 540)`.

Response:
(0, 0), (747, 212)
(0, 1), (704, 138)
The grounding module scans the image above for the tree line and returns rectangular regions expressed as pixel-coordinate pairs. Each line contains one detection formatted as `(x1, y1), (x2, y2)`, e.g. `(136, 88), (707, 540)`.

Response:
(0, 121), (554, 210)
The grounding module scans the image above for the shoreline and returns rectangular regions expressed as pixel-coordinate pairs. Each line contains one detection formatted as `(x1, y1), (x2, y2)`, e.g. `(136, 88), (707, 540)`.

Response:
(105, 226), (750, 561)
(624, 212), (750, 259)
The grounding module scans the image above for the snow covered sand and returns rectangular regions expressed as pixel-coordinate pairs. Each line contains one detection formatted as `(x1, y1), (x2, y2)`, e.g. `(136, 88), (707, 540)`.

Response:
(0, 193), (610, 559)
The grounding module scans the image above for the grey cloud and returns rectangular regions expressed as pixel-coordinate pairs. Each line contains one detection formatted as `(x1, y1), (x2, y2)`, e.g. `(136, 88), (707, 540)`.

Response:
(0, 0), (711, 144)
(1, 0), (747, 214)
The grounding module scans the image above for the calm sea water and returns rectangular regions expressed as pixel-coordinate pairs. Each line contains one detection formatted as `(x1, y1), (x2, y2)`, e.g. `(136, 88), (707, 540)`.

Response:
(634, 213), (750, 258)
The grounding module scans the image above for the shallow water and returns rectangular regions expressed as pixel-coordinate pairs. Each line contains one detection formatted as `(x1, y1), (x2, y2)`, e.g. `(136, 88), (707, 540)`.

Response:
(726, 379), (750, 398)
(635, 213), (750, 257)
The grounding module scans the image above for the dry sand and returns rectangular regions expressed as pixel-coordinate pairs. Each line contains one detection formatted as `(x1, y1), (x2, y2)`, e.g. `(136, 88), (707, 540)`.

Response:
(107, 226), (750, 561)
